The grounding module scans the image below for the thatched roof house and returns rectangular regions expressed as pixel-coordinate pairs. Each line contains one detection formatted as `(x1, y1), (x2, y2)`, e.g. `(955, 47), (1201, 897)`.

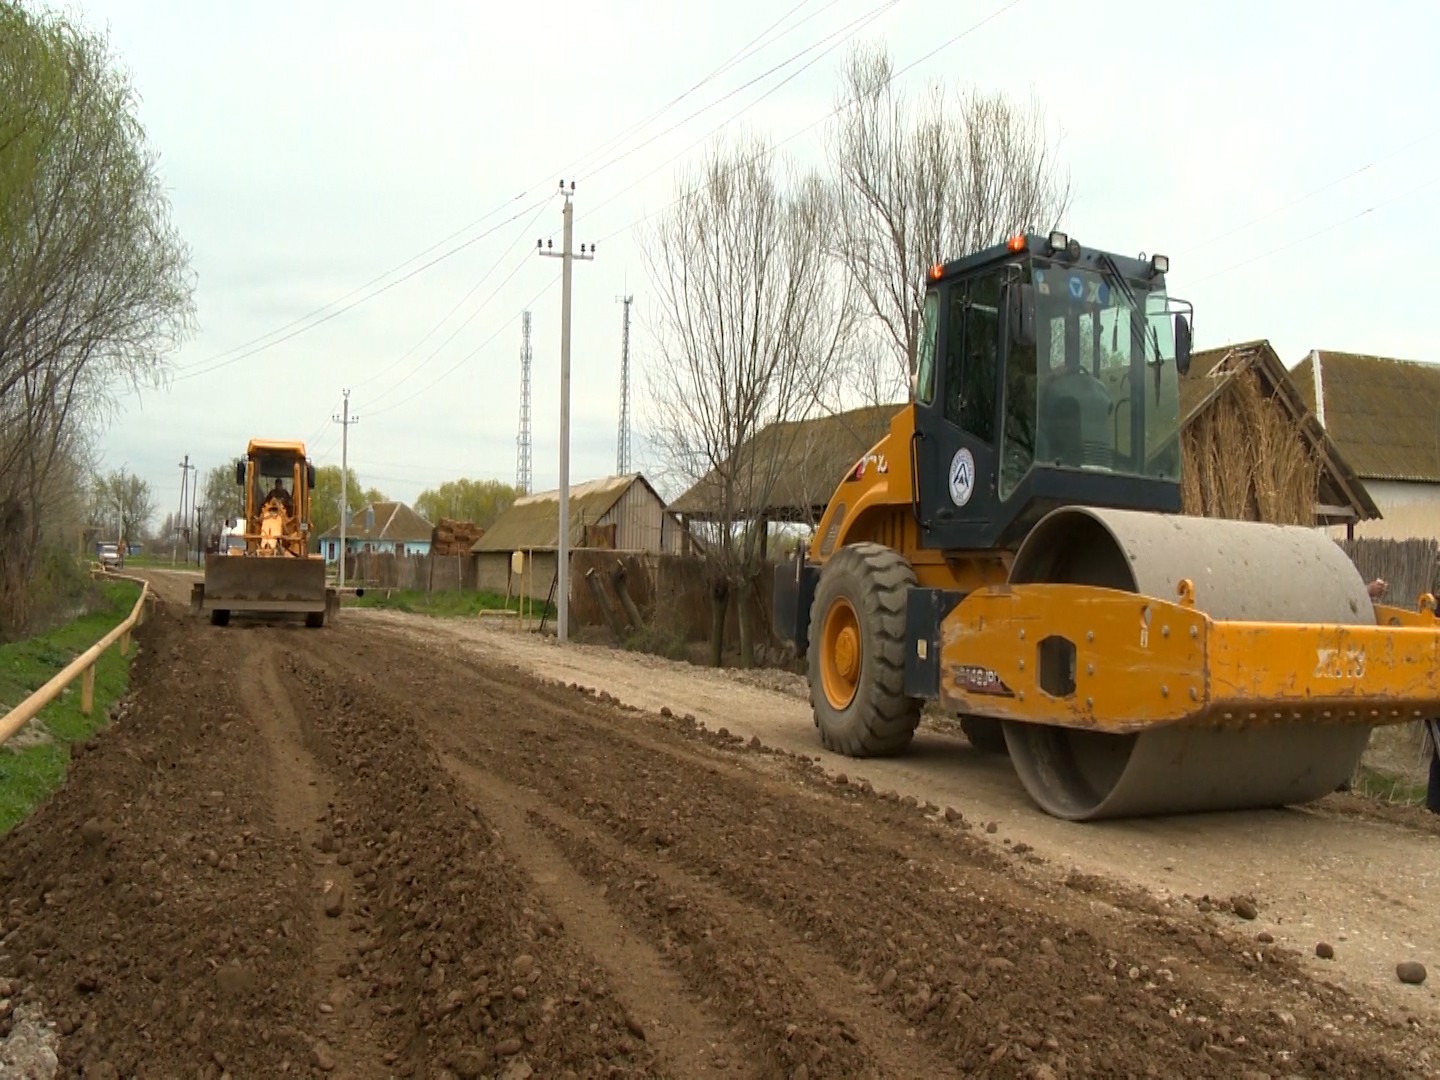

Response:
(672, 343), (1376, 533)
(1181, 341), (1376, 528)
(1290, 349), (1440, 539)
(669, 404), (899, 524)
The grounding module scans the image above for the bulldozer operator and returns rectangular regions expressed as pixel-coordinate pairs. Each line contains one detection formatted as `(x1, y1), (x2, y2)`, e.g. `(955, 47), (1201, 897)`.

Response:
(265, 477), (294, 516)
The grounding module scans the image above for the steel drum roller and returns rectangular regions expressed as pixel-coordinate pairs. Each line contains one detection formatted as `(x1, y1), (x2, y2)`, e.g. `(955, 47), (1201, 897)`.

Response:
(1002, 507), (1375, 820)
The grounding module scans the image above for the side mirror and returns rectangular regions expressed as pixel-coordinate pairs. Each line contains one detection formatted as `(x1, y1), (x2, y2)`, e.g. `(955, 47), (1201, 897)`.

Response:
(1006, 283), (1037, 348)
(1175, 313), (1192, 376)
(307, 463), (316, 490)
(234, 459), (246, 486)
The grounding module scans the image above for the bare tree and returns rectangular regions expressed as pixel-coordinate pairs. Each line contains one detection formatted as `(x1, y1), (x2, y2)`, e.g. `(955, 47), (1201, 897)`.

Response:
(91, 469), (154, 547)
(829, 42), (1071, 399)
(641, 134), (856, 667)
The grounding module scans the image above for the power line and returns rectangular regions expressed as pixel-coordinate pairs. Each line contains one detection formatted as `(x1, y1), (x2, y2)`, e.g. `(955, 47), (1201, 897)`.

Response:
(1185, 172), (1440, 288)
(581, 0), (893, 185)
(351, 196), (554, 394)
(172, 196), (553, 383)
(592, 0), (1023, 244)
(1179, 126), (1440, 258)
(170, 7), (840, 376)
(365, 276), (561, 420)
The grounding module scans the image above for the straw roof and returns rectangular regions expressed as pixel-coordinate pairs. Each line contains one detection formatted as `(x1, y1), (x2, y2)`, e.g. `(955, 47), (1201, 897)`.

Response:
(669, 404), (903, 523)
(1290, 349), (1440, 483)
(1181, 340), (1377, 525)
(316, 501), (433, 543)
(473, 474), (668, 553)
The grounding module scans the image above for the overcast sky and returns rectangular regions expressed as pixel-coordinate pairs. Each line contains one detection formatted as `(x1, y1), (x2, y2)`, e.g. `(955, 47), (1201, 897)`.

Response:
(68, 0), (1440, 522)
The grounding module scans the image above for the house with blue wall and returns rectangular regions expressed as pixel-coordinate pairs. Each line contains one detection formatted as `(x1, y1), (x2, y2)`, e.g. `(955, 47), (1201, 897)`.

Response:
(316, 501), (433, 564)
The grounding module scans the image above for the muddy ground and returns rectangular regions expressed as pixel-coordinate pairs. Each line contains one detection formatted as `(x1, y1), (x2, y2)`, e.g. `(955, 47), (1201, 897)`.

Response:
(0, 571), (1436, 1078)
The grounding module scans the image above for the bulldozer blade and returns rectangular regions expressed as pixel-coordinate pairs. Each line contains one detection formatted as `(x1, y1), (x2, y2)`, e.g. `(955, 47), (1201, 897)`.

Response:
(195, 555), (330, 614)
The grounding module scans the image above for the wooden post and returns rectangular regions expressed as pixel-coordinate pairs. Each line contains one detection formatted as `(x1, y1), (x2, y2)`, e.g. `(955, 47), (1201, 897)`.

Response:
(81, 664), (95, 716)
(585, 568), (625, 641)
(611, 563), (644, 630)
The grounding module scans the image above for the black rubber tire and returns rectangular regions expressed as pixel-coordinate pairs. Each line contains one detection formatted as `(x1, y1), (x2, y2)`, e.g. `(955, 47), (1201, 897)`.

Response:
(960, 716), (1009, 755)
(305, 611), (325, 628)
(807, 543), (920, 757)
(210, 609), (230, 627)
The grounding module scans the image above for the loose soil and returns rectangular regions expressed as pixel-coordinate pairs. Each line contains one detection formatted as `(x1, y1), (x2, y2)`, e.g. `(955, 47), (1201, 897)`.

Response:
(0, 570), (1434, 1078)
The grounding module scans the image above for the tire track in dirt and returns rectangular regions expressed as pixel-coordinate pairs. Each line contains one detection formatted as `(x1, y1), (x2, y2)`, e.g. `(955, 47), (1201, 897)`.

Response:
(304, 620), (1433, 1079)
(235, 633), (389, 1078)
(436, 751), (761, 1078)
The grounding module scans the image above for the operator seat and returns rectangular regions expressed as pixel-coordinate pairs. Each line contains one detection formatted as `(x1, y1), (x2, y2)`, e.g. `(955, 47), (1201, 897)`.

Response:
(1037, 368), (1113, 469)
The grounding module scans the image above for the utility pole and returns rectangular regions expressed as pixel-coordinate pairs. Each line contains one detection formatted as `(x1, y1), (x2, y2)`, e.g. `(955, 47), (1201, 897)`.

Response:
(616, 294), (633, 475)
(538, 180), (594, 643)
(517, 310), (533, 495)
(176, 455), (193, 565)
(333, 389), (358, 588)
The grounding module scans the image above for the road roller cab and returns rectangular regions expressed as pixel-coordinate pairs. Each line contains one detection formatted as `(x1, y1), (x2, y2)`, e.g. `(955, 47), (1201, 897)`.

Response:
(776, 232), (1440, 820)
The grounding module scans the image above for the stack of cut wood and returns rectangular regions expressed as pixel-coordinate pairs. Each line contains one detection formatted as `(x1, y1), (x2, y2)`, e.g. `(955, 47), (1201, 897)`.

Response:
(431, 518), (485, 556)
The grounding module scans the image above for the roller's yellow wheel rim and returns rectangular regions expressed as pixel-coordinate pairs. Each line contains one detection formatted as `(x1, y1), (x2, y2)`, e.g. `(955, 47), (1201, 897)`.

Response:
(820, 596), (861, 710)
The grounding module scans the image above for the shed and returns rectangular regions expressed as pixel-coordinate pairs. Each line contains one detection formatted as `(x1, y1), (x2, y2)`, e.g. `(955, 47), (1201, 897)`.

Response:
(472, 473), (690, 596)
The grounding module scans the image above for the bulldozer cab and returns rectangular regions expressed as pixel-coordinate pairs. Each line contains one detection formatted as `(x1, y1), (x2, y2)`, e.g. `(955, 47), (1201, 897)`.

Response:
(912, 233), (1192, 551)
(233, 440), (317, 557)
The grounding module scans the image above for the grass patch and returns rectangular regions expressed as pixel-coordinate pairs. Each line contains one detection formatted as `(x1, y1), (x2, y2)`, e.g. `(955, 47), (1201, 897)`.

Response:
(0, 579), (142, 834)
(1350, 765), (1430, 808)
(350, 588), (555, 620)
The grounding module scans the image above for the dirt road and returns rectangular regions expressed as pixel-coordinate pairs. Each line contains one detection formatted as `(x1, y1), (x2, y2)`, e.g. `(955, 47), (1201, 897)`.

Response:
(0, 572), (1435, 1078)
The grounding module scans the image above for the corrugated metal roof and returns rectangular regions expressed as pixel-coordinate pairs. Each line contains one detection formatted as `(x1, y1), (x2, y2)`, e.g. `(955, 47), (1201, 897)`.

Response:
(1290, 350), (1440, 483)
(316, 501), (433, 542)
(474, 474), (653, 552)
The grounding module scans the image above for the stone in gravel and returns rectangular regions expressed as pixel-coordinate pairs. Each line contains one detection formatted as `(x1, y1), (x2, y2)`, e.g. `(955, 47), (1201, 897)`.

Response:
(310, 1040), (336, 1071)
(1316, 942), (1335, 960)
(1231, 896), (1258, 920)
(1257, 932), (1274, 944)
(323, 885), (346, 918)
(944, 807), (962, 822)
(79, 819), (107, 847)
(318, 831), (337, 853)
(1396, 961), (1427, 985)
(659, 706), (672, 717)
(512, 955), (535, 977)
(496, 1037), (523, 1057)
(203, 849), (219, 868)
(624, 1013), (646, 1040)
(511, 986), (528, 1001)
(749, 736), (762, 750)
(985, 822), (998, 834)
(878, 967), (897, 992)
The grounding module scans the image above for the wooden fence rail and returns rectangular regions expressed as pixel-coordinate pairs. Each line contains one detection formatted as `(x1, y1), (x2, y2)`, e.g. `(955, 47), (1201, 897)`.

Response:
(0, 574), (151, 747)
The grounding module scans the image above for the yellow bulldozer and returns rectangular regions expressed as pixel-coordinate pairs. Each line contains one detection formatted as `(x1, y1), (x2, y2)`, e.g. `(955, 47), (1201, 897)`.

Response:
(190, 439), (339, 628)
(775, 231), (1440, 820)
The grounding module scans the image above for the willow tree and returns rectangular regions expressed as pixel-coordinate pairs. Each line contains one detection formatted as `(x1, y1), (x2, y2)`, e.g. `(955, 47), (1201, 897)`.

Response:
(0, 3), (194, 633)
(642, 134), (856, 667)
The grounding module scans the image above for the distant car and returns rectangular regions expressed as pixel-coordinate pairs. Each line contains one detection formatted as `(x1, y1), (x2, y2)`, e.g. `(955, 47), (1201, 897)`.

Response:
(98, 543), (123, 571)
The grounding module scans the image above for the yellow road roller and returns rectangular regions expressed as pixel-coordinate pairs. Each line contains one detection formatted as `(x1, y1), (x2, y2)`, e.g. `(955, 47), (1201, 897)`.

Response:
(774, 232), (1440, 820)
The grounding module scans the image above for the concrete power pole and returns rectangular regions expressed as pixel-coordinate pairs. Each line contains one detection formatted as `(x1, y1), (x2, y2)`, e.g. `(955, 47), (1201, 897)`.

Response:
(616, 294), (633, 476)
(538, 181), (594, 644)
(333, 389), (358, 588)
(517, 310), (533, 495)
(175, 455), (194, 565)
